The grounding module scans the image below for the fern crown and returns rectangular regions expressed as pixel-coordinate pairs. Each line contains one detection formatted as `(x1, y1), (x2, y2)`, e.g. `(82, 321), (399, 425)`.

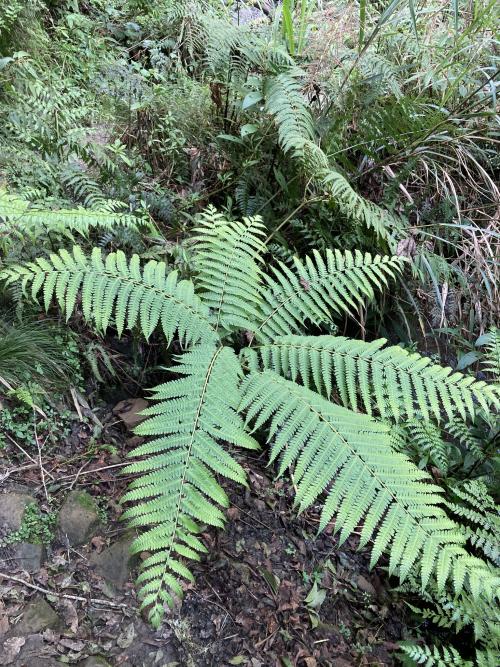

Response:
(3, 208), (499, 627)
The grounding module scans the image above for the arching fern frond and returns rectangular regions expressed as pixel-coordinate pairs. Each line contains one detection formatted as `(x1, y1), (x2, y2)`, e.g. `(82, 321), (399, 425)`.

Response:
(0, 189), (139, 246)
(253, 251), (404, 342)
(123, 345), (259, 626)
(240, 371), (499, 598)
(194, 206), (266, 332)
(0, 246), (216, 344)
(257, 335), (500, 421)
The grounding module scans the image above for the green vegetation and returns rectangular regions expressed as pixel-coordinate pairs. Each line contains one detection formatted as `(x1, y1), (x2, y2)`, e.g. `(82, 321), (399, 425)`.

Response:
(0, 1), (498, 664)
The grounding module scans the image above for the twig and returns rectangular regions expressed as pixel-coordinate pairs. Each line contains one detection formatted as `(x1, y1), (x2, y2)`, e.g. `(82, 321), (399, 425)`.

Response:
(4, 433), (55, 481)
(0, 572), (130, 610)
(57, 461), (129, 481)
(34, 410), (49, 502)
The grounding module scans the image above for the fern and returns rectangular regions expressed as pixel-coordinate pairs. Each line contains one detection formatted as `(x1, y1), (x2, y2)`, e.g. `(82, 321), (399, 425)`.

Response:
(258, 335), (500, 421)
(123, 346), (258, 626)
(122, 344), (258, 626)
(403, 419), (451, 474)
(240, 371), (499, 598)
(263, 68), (402, 239)
(0, 189), (139, 249)
(253, 251), (405, 342)
(3, 210), (499, 630)
(194, 206), (266, 332)
(445, 481), (500, 566)
(0, 246), (216, 344)
(479, 328), (500, 380)
(399, 641), (472, 666)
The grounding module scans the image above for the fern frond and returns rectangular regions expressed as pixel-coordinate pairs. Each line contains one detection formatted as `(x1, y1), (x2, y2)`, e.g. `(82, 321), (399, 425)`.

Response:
(0, 246), (216, 344)
(480, 328), (500, 380)
(253, 251), (405, 342)
(445, 481), (500, 566)
(264, 69), (315, 156)
(258, 336), (500, 421)
(0, 189), (138, 245)
(399, 641), (472, 666)
(240, 371), (499, 598)
(123, 344), (259, 626)
(403, 419), (451, 474)
(194, 206), (266, 332)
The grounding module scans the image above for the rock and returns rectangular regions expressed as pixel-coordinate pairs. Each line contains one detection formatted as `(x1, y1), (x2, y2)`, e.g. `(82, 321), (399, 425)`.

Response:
(10, 542), (45, 572)
(355, 574), (376, 597)
(90, 534), (136, 588)
(58, 491), (100, 546)
(78, 657), (112, 667)
(113, 398), (149, 430)
(12, 598), (60, 635)
(0, 493), (35, 532)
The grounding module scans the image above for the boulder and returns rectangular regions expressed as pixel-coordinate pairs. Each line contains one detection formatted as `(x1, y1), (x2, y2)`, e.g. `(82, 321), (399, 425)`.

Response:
(10, 542), (45, 572)
(12, 598), (60, 635)
(0, 493), (34, 532)
(90, 534), (136, 588)
(58, 491), (100, 546)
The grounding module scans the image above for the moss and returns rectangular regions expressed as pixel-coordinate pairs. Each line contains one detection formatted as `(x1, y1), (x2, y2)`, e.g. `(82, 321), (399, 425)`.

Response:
(73, 491), (97, 511)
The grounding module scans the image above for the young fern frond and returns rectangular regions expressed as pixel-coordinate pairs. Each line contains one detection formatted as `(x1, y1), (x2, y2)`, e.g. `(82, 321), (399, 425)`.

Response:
(240, 371), (499, 598)
(258, 335), (500, 421)
(194, 207), (266, 332)
(0, 189), (138, 244)
(0, 246), (216, 344)
(123, 344), (259, 627)
(253, 251), (405, 342)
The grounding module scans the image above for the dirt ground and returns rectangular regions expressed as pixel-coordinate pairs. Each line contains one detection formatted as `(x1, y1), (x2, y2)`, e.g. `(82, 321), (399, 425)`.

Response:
(0, 398), (410, 667)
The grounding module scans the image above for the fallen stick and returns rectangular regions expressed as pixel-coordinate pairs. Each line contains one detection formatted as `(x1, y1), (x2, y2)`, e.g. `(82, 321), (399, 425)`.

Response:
(0, 572), (131, 610)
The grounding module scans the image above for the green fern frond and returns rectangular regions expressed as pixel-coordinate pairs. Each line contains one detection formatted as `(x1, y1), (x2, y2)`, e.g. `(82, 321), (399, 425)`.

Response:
(253, 251), (404, 342)
(446, 418), (486, 461)
(258, 336), (500, 421)
(194, 206), (266, 332)
(0, 246), (216, 344)
(123, 344), (259, 626)
(480, 328), (500, 380)
(445, 481), (500, 566)
(399, 641), (472, 666)
(240, 371), (499, 598)
(0, 189), (139, 245)
(404, 420), (451, 474)
(264, 69), (315, 156)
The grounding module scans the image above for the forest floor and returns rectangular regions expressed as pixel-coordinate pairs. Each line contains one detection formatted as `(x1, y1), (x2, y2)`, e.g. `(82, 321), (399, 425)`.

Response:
(0, 397), (409, 667)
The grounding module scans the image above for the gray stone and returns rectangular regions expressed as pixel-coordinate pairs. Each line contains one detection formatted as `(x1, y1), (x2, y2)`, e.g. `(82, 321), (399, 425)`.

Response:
(0, 493), (35, 532)
(10, 542), (45, 572)
(355, 574), (377, 597)
(113, 398), (149, 430)
(78, 657), (112, 667)
(13, 598), (60, 635)
(90, 534), (136, 588)
(58, 491), (100, 546)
